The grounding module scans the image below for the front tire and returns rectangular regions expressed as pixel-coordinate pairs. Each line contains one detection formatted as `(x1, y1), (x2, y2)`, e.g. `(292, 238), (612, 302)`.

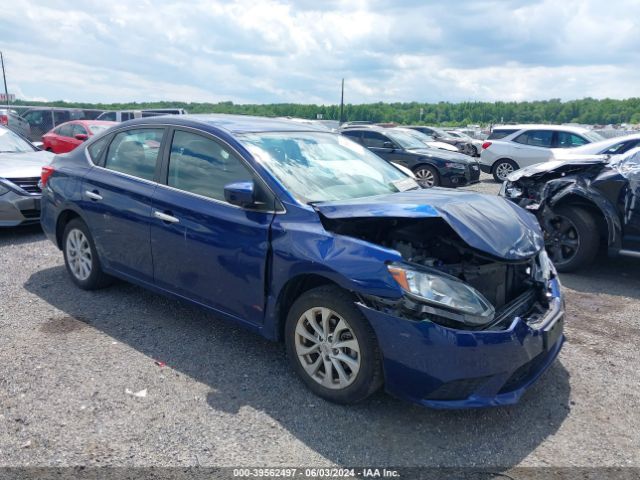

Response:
(492, 159), (518, 182)
(542, 206), (600, 272)
(413, 165), (440, 188)
(63, 218), (113, 290)
(285, 286), (383, 404)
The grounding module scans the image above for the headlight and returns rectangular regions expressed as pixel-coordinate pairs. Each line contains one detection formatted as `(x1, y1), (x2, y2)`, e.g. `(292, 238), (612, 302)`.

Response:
(0, 182), (9, 196)
(444, 162), (466, 170)
(505, 184), (523, 198)
(388, 264), (495, 326)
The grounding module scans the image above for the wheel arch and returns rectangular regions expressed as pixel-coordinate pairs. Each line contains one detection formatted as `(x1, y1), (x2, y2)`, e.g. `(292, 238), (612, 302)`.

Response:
(491, 157), (518, 172)
(55, 208), (84, 249)
(550, 192), (619, 248)
(272, 273), (343, 342)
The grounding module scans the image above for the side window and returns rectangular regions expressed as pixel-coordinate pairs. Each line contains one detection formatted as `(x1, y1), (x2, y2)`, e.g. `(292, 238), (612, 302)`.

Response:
(167, 130), (257, 203)
(104, 128), (164, 181)
(88, 135), (110, 163)
(361, 131), (389, 148)
(58, 123), (74, 137)
(514, 130), (553, 147)
(603, 140), (640, 155)
(72, 124), (87, 136)
(53, 111), (71, 126)
(556, 132), (588, 148)
(488, 129), (517, 140)
(341, 131), (362, 144)
(100, 112), (117, 121)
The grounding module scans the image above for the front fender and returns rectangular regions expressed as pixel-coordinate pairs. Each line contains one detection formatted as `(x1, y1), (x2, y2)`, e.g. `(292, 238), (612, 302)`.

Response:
(261, 207), (405, 339)
(544, 179), (622, 248)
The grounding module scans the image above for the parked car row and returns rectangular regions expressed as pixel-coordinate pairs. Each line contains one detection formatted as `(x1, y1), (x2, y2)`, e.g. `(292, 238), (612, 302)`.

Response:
(4, 106), (188, 142)
(340, 126), (480, 187)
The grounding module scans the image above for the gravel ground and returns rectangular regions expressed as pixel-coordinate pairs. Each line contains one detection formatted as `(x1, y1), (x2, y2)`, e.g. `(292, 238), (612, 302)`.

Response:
(0, 173), (639, 468)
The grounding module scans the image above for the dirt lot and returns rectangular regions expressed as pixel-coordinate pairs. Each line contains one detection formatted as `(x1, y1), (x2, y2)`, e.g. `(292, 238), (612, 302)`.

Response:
(0, 174), (639, 468)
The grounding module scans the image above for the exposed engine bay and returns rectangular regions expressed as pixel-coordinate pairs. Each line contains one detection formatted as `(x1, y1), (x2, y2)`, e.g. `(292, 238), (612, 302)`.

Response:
(322, 215), (551, 329)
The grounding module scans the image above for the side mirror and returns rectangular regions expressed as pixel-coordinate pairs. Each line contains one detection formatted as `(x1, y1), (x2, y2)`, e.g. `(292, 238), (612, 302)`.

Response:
(75, 134), (88, 141)
(383, 141), (395, 149)
(224, 181), (255, 208)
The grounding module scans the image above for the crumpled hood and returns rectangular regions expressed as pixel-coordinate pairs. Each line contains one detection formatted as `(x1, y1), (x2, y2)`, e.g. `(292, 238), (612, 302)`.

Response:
(0, 151), (54, 178)
(314, 189), (544, 261)
(410, 148), (476, 163)
(507, 157), (608, 182)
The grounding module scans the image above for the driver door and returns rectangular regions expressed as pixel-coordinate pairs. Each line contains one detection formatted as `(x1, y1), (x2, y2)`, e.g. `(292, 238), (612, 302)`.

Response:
(150, 128), (276, 326)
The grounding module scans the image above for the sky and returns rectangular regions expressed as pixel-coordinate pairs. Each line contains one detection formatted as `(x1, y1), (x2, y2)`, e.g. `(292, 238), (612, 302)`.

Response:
(1, 0), (639, 105)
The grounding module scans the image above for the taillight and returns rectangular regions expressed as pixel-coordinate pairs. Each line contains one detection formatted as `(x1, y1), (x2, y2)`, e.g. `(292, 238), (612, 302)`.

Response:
(481, 141), (492, 150)
(41, 166), (55, 187)
(0, 114), (7, 126)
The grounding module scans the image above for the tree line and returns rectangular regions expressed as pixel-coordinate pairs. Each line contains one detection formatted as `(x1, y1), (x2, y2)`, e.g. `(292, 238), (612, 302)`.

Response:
(11, 97), (640, 126)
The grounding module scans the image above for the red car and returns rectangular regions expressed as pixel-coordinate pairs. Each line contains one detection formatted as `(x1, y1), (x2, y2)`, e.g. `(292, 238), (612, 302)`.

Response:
(42, 120), (116, 153)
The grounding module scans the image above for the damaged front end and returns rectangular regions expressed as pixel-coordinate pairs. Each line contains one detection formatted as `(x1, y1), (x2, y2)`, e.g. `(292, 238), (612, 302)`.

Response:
(313, 196), (565, 407)
(320, 215), (556, 332)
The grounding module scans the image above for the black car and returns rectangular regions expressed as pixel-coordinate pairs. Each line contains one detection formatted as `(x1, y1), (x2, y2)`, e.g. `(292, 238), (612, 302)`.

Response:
(500, 150), (640, 272)
(405, 126), (474, 155)
(341, 127), (480, 187)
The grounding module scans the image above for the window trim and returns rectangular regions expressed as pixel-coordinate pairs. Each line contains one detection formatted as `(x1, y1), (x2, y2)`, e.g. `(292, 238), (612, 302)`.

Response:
(513, 129), (555, 148)
(100, 127), (168, 183)
(156, 126), (284, 213)
(83, 122), (284, 213)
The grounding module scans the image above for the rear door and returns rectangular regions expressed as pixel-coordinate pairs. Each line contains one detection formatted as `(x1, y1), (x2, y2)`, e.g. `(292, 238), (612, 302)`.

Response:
(150, 128), (275, 325)
(81, 127), (166, 283)
(56, 123), (77, 153)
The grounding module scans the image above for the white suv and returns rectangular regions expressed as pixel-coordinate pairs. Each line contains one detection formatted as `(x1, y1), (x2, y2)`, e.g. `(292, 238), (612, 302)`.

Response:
(479, 125), (604, 182)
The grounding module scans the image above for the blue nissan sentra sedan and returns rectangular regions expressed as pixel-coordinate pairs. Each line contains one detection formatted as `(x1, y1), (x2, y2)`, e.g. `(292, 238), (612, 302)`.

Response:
(40, 114), (564, 408)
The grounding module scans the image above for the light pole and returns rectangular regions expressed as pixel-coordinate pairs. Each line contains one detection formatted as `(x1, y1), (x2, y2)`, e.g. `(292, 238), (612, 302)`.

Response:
(0, 51), (9, 108)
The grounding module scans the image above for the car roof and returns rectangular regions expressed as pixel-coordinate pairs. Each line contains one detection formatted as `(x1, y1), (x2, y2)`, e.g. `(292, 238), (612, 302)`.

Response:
(121, 114), (329, 134)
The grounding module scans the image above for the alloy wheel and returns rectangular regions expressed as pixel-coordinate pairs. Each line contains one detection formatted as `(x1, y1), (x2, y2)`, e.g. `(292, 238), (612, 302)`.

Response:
(414, 168), (436, 187)
(544, 214), (581, 265)
(495, 162), (514, 180)
(65, 228), (93, 281)
(294, 307), (361, 390)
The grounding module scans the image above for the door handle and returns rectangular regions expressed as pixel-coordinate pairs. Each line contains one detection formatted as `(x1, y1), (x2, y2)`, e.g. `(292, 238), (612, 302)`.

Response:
(153, 210), (179, 223)
(85, 190), (103, 201)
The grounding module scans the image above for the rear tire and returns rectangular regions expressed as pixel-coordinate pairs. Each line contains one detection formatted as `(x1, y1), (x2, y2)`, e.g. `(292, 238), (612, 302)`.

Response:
(492, 159), (518, 182)
(542, 206), (600, 272)
(62, 218), (113, 290)
(285, 286), (383, 404)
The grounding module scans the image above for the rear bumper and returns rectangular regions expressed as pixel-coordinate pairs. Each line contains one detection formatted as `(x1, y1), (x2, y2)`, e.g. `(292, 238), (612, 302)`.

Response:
(359, 278), (564, 408)
(479, 163), (492, 174)
(0, 192), (41, 227)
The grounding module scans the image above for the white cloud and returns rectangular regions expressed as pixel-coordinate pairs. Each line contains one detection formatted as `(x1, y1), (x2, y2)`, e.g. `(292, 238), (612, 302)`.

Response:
(0, 0), (638, 104)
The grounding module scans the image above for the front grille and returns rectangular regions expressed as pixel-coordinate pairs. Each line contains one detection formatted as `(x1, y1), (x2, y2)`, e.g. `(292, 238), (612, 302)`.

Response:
(6, 177), (41, 194)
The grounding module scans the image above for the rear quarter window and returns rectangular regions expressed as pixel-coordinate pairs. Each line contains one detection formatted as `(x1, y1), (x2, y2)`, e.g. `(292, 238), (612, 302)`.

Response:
(488, 129), (517, 140)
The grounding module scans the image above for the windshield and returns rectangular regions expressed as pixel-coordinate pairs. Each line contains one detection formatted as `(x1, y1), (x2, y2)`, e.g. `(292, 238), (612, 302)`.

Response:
(582, 130), (605, 143)
(88, 124), (111, 135)
(0, 128), (35, 153)
(385, 130), (429, 150)
(238, 132), (417, 203)
(396, 129), (435, 146)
